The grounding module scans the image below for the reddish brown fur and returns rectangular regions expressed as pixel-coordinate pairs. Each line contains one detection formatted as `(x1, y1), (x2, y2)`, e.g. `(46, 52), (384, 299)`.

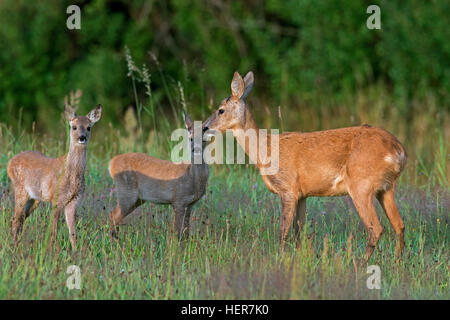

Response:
(203, 71), (407, 259)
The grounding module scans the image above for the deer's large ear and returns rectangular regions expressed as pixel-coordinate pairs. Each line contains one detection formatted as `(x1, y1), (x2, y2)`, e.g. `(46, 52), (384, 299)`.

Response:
(242, 71), (254, 99)
(183, 109), (194, 133)
(87, 104), (102, 124)
(64, 105), (76, 121)
(231, 71), (245, 98)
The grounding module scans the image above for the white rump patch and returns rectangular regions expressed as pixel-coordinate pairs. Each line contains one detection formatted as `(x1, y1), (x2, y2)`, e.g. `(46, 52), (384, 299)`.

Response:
(108, 161), (113, 177)
(332, 174), (344, 189)
(25, 185), (41, 200)
(384, 154), (396, 164)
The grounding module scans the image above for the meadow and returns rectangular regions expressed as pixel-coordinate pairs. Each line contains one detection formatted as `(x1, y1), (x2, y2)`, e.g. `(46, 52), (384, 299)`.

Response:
(0, 109), (448, 299)
(0, 1), (448, 297)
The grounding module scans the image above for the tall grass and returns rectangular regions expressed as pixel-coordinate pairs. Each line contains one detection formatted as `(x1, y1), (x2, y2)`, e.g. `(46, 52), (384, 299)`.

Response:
(0, 51), (447, 299)
(0, 151), (447, 299)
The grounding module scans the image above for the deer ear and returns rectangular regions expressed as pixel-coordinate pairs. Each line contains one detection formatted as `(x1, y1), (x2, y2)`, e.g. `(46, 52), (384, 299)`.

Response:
(242, 71), (254, 99)
(183, 109), (193, 132)
(231, 71), (245, 98)
(87, 104), (102, 124)
(64, 105), (76, 121)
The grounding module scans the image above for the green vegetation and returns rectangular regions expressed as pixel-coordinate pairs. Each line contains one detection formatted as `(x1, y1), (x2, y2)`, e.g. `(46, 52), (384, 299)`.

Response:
(0, 129), (448, 298)
(0, 73), (448, 298)
(0, 1), (448, 299)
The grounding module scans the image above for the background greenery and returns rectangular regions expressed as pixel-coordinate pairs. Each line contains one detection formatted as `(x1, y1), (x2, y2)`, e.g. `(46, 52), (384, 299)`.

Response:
(1, 2), (448, 135)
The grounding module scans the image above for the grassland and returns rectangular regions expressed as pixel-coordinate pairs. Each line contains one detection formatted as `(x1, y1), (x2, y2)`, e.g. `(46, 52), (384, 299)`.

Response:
(0, 1), (448, 301)
(0, 54), (448, 299)
(0, 124), (448, 299)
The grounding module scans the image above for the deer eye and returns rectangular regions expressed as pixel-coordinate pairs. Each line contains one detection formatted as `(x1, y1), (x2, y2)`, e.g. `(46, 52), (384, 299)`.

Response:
(218, 109), (225, 115)
(72, 126), (77, 130)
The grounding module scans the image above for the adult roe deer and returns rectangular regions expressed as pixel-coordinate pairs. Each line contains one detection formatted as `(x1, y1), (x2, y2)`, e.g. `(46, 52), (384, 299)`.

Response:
(108, 110), (208, 239)
(7, 103), (102, 250)
(202, 71), (407, 260)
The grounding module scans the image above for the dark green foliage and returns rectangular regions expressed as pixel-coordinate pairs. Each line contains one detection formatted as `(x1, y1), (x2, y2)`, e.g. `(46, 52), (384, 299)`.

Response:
(0, 0), (448, 131)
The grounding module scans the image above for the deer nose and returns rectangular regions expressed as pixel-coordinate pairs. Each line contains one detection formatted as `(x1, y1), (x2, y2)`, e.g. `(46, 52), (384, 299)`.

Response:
(202, 126), (209, 132)
(78, 136), (87, 143)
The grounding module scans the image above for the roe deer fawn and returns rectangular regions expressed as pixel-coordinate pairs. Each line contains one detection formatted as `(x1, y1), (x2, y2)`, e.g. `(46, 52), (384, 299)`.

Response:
(108, 110), (208, 239)
(7, 103), (102, 250)
(202, 71), (407, 260)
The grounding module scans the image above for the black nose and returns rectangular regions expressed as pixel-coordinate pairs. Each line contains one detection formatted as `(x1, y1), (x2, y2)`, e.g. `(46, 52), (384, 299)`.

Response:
(79, 136), (86, 142)
(202, 126), (209, 132)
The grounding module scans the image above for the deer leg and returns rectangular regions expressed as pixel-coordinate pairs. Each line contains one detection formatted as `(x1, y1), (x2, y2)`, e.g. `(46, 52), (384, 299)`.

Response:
(349, 189), (383, 261)
(64, 199), (78, 251)
(109, 206), (122, 239)
(293, 197), (307, 249)
(279, 194), (298, 251)
(376, 188), (405, 258)
(109, 174), (142, 239)
(50, 204), (64, 245)
(174, 205), (192, 239)
(109, 190), (141, 239)
(11, 192), (30, 242)
(25, 200), (40, 218)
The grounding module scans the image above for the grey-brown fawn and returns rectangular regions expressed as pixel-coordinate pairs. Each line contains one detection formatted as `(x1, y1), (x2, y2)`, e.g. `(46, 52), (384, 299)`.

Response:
(109, 110), (209, 239)
(7, 103), (102, 250)
(203, 71), (407, 260)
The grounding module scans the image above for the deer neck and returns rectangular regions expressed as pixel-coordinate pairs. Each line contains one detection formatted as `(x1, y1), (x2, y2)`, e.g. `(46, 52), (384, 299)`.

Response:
(64, 143), (87, 181)
(232, 107), (268, 168)
(188, 149), (209, 197)
(189, 149), (208, 178)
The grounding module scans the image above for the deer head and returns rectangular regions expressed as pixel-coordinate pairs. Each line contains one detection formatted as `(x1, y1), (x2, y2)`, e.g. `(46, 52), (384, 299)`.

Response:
(65, 102), (102, 146)
(202, 71), (254, 136)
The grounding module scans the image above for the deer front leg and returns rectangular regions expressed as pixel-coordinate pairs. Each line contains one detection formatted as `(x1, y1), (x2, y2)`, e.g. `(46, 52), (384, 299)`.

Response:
(279, 194), (298, 251)
(64, 199), (78, 251)
(50, 203), (64, 247)
(174, 205), (191, 240)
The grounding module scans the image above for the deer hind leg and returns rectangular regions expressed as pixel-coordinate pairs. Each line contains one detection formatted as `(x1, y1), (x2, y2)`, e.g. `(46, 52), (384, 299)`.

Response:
(293, 198), (307, 249)
(279, 194), (298, 251)
(348, 186), (383, 261)
(64, 199), (78, 251)
(376, 188), (405, 258)
(25, 200), (40, 218)
(11, 191), (31, 242)
(109, 185), (141, 239)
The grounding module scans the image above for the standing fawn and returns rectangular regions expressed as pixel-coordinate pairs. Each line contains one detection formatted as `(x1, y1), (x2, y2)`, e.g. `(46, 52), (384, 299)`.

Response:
(109, 110), (208, 239)
(7, 103), (102, 250)
(203, 71), (407, 260)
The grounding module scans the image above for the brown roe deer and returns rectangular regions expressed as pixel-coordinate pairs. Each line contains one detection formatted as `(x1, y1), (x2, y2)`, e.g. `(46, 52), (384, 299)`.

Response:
(202, 71), (407, 260)
(7, 104), (102, 250)
(108, 111), (208, 239)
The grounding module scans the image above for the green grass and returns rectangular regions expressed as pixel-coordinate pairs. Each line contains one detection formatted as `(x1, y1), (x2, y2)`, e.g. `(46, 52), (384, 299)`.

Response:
(0, 50), (447, 299)
(0, 152), (448, 299)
